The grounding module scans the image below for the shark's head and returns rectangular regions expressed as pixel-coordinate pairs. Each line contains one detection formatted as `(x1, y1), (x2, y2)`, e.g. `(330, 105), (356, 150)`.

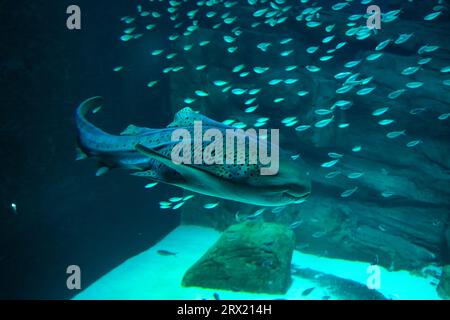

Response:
(246, 155), (312, 206)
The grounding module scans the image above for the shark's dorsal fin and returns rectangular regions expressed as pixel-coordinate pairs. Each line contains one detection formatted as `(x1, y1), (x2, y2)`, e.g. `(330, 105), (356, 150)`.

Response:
(167, 107), (230, 129)
(120, 124), (155, 136)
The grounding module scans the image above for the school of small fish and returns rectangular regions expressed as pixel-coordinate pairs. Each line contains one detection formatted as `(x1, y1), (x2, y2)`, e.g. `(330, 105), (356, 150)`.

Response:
(113, 0), (449, 215)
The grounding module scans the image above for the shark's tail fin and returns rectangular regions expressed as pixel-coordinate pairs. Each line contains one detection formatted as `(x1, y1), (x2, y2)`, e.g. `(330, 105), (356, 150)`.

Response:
(77, 96), (103, 117)
(75, 96), (111, 162)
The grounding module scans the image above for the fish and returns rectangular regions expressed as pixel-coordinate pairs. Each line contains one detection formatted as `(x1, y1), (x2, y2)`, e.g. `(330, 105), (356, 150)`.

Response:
(328, 152), (343, 159)
(302, 287), (315, 296)
(232, 64), (246, 73)
(172, 202), (185, 210)
(257, 42), (271, 52)
(341, 186), (358, 198)
(306, 46), (318, 54)
(269, 79), (283, 85)
(144, 182), (158, 188)
(120, 35), (134, 42)
(289, 220), (303, 230)
(151, 49), (164, 56)
(213, 80), (228, 87)
(306, 65), (321, 72)
(195, 90), (209, 97)
(312, 231), (326, 238)
(231, 88), (247, 95)
(357, 87), (376, 96)
(11, 203), (17, 215)
(280, 38), (293, 45)
(322, 35), (335, 44)
(244, 105), (258, 113)
(424, 11), (441, 21)
(388, 89), (406, 99)
(347, 172), (364, 179)
(254, 67), (269, 74)
(315, 117), (334, 128)
(325, 171), (341, 179)
(406, 82), (423, 89)
(157, 250), (177, 256)
(295, 125), (311, 132)
(334, 72), (352, 79)
(183, 195), (195, 201)
(418, 57), (432, 65)
(332, 100), (352, 110)
(246, 208), (266, 220)
(297, 91), (309, 96)
(336, 85), (354, 94)
(75, 97), (311, 206)
(386, 130), (406, 139)
(401, 66), (420, 76)
(306, 21), (321, 28)
(375, 39), (391, 51)
(336, 42), (347, 49)
(345, 60), (361, 68)
(372, 107), (389, 116)
(410, 108), (426, 115)
(378, 119), (395, 126)
(284, 79), (299, 85)
(366, 53), (383, 61)
(406, 140), (422, 148)
(381, 191), (395, 198)
(315, 109), (333, 115)
(321, 159), (339, 168)
(147, 81), (158, 88)
(395, 33), (413, 45)
(248, 89), (261, 95)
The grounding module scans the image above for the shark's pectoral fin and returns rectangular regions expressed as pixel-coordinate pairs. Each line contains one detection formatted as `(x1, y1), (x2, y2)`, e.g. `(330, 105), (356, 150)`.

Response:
(75, 147), (88, 161)
(132, 166), (186, 185)
(132, 169), (167, 183)
(96, 166), (110, 176)
(135, 144), (209, 185)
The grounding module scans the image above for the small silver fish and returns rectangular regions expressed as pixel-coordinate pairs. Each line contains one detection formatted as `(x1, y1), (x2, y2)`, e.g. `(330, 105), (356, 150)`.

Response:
(289, 220), (303, 229)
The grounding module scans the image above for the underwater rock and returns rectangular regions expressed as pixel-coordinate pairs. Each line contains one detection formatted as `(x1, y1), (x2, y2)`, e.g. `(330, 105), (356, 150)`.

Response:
(437, 266), (450, 300)
(182, 221), (295, 294)
(291, 266), (387, 300)
(181, 191), (446, 270)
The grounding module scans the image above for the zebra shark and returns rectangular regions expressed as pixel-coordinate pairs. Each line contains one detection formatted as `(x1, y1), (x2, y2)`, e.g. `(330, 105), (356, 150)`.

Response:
(75, 96), (311, 206)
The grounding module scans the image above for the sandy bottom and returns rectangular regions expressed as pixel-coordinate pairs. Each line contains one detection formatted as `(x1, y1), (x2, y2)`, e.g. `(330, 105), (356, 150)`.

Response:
(74, 225), (441, 300)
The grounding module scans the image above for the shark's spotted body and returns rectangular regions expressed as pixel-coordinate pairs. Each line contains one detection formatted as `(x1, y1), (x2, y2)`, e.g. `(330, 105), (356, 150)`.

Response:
(75, 96), (311, 206)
